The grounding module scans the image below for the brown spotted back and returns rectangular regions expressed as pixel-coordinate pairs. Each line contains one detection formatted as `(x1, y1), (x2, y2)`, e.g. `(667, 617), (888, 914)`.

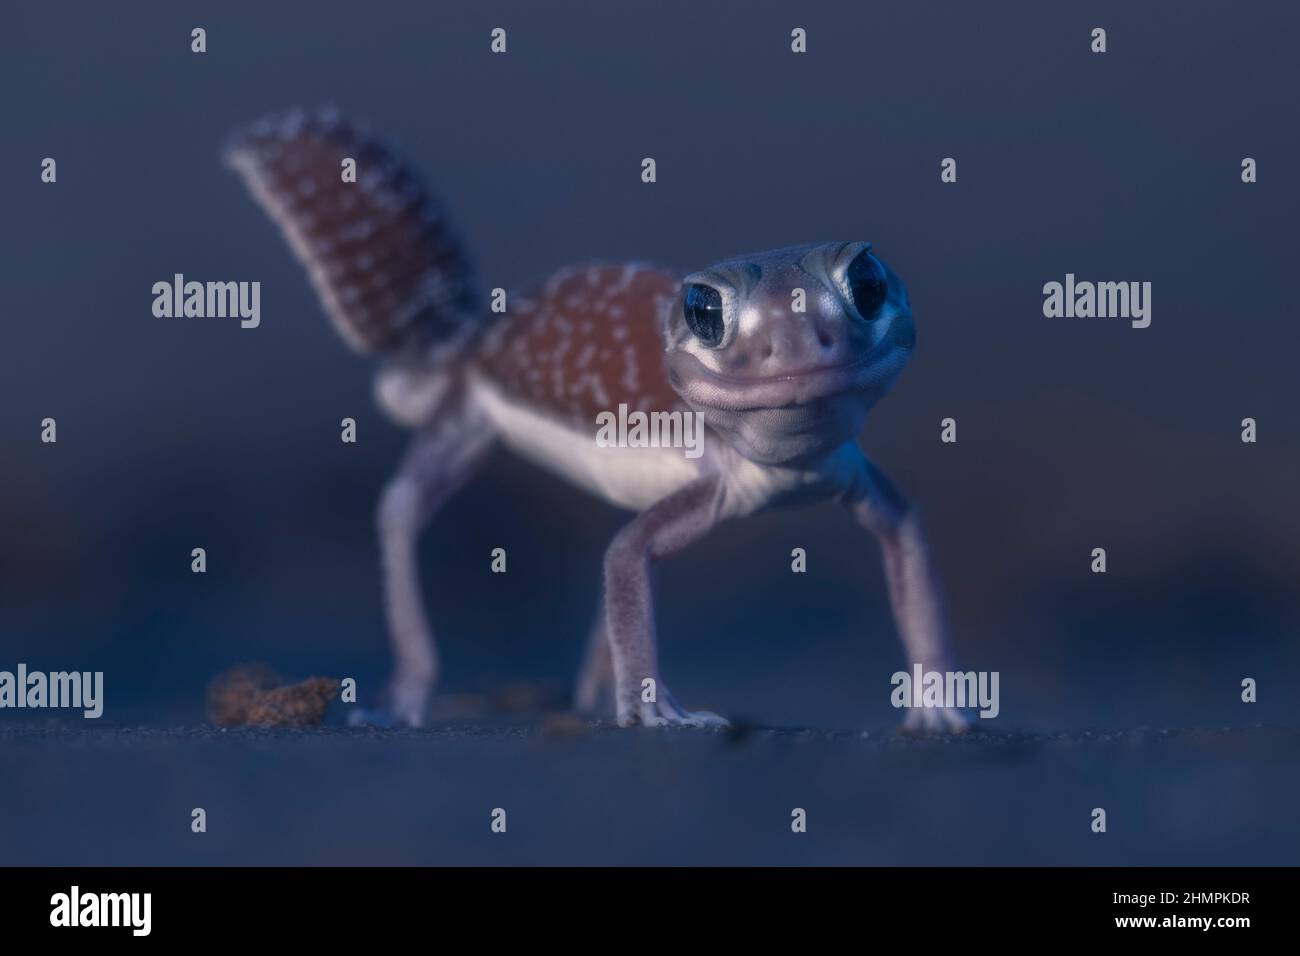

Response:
(474, 264), (688, 427)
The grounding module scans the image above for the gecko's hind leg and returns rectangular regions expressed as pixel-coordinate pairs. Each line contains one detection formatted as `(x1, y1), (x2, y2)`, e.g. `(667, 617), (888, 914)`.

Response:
(574, 592), (613, 714)
(354, 394), (495, 728)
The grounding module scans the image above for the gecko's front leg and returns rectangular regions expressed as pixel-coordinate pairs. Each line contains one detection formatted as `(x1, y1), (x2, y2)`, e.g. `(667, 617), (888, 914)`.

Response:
(848, 458), (968, 733)
(603, 478), (729, 728)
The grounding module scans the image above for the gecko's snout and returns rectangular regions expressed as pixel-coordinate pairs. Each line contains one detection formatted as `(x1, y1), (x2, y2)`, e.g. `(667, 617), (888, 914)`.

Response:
(727, 304), (860, 379)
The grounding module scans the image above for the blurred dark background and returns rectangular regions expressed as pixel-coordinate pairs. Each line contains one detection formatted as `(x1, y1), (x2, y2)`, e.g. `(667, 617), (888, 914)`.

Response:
(1, 0), (1297, 865)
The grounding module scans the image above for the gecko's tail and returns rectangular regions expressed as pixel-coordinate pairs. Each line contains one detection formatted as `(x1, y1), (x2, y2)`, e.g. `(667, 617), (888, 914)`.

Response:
(223, 108), (481, 361)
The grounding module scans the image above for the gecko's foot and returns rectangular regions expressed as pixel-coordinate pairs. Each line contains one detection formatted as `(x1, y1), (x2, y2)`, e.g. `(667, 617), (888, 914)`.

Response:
(617, 690), (730, 729)
(347, 706), (400, 728)
(347, 674), (431, 728)
(900, 706), (969, 734)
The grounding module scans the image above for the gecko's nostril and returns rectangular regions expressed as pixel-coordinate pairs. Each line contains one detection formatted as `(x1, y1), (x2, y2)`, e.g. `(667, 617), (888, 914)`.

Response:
(761, 343), (774, 360)
(817, 332), (834, 350)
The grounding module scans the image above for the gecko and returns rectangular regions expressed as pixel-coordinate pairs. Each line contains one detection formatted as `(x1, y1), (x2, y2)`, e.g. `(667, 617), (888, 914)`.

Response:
(223, 108), (967, 733)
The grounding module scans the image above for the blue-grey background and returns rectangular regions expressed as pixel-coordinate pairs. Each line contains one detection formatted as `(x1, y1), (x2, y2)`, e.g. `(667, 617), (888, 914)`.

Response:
(1, 0), (1297, 865)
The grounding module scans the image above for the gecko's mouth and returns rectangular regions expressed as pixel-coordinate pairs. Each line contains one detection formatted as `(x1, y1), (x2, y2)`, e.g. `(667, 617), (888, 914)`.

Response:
(668, 348), (901, 412)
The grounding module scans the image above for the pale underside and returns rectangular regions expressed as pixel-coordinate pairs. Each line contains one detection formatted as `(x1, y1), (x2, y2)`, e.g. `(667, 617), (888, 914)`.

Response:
(468, 372), (865, 520)
(469, 374), (709, 512)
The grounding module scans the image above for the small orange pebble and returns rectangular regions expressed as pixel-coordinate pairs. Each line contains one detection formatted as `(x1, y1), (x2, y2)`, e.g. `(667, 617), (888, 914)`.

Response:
(208, 665), (340, 727)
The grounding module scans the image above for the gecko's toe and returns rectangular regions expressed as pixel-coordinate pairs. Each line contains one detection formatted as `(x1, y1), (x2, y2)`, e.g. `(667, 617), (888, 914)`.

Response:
(346, 674), (431, 728)
(347, 702), (427, 729)
(900, 706), (969, 735)
(620, 689), (730, 729)
(347, 706), (399, 728)
(680, 709), (731, 728)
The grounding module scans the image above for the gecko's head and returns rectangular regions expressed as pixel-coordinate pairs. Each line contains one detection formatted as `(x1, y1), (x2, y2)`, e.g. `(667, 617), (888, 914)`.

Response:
(664, 241), (914, 466)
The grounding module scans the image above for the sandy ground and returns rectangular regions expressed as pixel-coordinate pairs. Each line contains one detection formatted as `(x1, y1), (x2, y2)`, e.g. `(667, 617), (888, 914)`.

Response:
(2, 717), (1296, 866)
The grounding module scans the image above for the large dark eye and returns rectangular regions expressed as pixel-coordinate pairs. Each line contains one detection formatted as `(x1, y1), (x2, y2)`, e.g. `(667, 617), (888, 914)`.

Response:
(846, 250), (888, 320)
(683, 284), (725, 346)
